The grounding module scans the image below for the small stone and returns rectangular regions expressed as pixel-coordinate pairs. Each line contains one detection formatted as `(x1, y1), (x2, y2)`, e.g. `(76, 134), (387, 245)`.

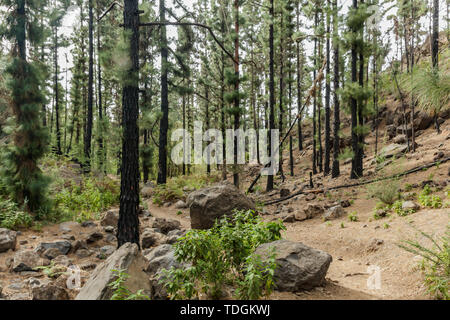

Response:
(20, 240), (28, 245)
(104, 226), (115, 233)
(32, 284), (69, 300)
(81, 221), (96, 228)
(8, 282), (24, 291)
(43, 248), (63, 260)
(0, 228), (17, 253)
(281, 213), (296, 223)
(323, 205), (345, 221)
(152, 218), (181, 234)
(72, 240), (88, 253)
(402, 201), (420, 212)
(76, 249), (92, 258)
(280, 188), (290, 198)
(174, 200), (187, 209)
(340, 200), (351, 208)
(86, 232), (103, 243)
(294, 211), (308, 221)
(105, 234), (117, 243)
(100, 209), (119, 227)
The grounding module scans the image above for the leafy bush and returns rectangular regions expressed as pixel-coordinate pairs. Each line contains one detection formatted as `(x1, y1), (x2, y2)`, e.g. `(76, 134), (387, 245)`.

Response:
(0, 196), (33, 229)
(398, 225), (450, 300)
(418, 184), (442, 209)
(367, 180), (400, 205)
(348, 211), (358, 222)
(108, 269), (150, 300)
(53, 176), (119, 222)
(392, 200), (416, 217)
(160, 210), (285, 300)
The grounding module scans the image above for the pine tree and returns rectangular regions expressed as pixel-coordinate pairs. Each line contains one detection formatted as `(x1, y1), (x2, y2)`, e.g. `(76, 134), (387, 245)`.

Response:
(1, 0), (50, 213)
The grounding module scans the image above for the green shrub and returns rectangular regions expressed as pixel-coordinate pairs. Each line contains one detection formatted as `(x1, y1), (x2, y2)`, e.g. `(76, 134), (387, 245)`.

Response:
(392, 200), (415, 217)
(348, 211), (358, 222)
(160, 210), (285, 300)
(398, 225), (450, 300)
(367, 180), (400, 205)
(418, 184), (442, 209)
(0, 197), (33, 229)
(53, 176), (120, 222)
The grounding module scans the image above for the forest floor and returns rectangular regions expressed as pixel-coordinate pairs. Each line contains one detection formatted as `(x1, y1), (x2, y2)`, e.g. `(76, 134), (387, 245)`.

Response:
(0, 112), (448, 301)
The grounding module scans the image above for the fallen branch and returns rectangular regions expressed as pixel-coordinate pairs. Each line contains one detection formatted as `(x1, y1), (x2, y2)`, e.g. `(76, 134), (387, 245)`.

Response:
(261, 156), (450, 206)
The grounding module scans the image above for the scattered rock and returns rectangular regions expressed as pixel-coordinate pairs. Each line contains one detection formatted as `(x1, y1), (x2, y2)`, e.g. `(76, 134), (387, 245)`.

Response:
(340, 200), (351, 208)
(105, 234), (117, 243)
(281, 213), (296, 223)
(174, 200), (187, 209)
(35, 240), (71, 256)
(323, 205), (345, 221)
(86, 232), (103, 243)
(294, 211), (308, 221)
(141, 229), (167, 249)
(304, 203), (324, 219)
(402, 201), (420, 212)
(104, 226), (115, 233)
(434, 151), (445, 161)
(0, 228), (17, 253)
(72, 240), (88, 253)
(393, 134), (407, 144)
(186, 182), (255, 229)
(152, 218), (181, 235)
(380, 143), (408, 159)
(254, 240), (332, 292)
(81, 221), (96, 228)
(100, 209), (119, 227)
(43, 248), (63, 260)
(97, 245), (115, 259)
(12, 250), (48, 272)
(76, 243), (151, 300)
(76, 249), (92, 258)
(32, 284), (69, 300)
(145, 244), (185, 300)
(52, 255), (72, 267)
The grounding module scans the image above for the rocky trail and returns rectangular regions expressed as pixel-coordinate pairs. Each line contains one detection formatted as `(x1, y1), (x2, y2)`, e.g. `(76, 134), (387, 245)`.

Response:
(0, 110), (449, 301)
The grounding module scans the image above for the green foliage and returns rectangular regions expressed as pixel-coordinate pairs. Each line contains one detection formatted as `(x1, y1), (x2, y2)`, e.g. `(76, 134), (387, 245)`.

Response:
(53, 176), (119, 223)
(0, 196), (33, 229)
(348, 211), (358, 222)
(392, 200), (416, 217)
(366, 180), (400, 205)
(152, 174), (220, 206)
(160, 210), (285, 300)
(418, 185), (443, 209)
(108, 269), (150, 300)
(398, 225), (450, 300)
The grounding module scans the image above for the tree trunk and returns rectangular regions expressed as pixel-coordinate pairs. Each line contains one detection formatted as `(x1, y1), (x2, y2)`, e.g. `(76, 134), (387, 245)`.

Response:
(117, 0), (140, 248)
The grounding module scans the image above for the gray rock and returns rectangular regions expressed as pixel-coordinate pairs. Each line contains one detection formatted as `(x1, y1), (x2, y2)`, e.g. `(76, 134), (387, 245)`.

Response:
(86, 232), (103, 243)
(12, 250), (48, 272)
(402, 201), (420, 212)
(72, 239), (88, 253)
(141, 186), (154, 198)
(141, 229), (167, 249)
(144, 244), (184, 300)
(52, 255), (72, 267)
(380, 143), (408, 159)
(100, 209), (119, 227)
(305, 193), (316, 201)
(304, 203), (324, 218)
(0, 228), (17, 253)
(76, 243), (150, 300)
(81, 221), (96, 228)
(174, 200), (187, 209)
(186, 182), (255, 229)
(152, 218), (181, 235)
(35, 240), (71, 256)
(32, 284), (69, 300)
(99, 245), (115, 257)
(8, 282), (24, 290)
(281, 213), (296, 223)
(104, 226), (115, 233)
(76, 249), (92, 258)
(253, 240), (332, 292)
(294, 211), (308, 221)
(323, 205), (345, 221)
(43, 248), (63, 260)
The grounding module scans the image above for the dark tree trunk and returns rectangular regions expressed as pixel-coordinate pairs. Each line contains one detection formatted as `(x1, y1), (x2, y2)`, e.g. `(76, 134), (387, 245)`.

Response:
(84, 0), (94, 171)
(266, 0), (275, 192)
(157, 0), (169, 185)
(117, 0), (140, 248)
(233, 0), (240, 188)
(324, 7), (331, 176)
(54, 26), (62, 155)
(296, 0), (303, 151)
(350, 0), (359, 179)
(97, 7), (104, 171)
(331, 0), (340, 178)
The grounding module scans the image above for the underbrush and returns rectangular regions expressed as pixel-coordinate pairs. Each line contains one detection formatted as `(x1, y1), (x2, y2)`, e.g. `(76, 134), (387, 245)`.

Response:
(0, 196), (33, 229)
(152, 173), (221, 206)
(160, 210), (285, 300)
(53, 176), (119, 223)
(398, 224), (450, 300)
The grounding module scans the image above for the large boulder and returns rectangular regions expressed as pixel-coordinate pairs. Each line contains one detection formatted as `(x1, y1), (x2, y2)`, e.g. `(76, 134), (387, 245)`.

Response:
(380, 143), (408, 159)
(254, 240), (332, 292)
(152, 218), (181, 234)
(414, 111), (433, 130)
(75, 243), (151, 300)
(0, 228), (17, 253)
(186, 183), (255, 229)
